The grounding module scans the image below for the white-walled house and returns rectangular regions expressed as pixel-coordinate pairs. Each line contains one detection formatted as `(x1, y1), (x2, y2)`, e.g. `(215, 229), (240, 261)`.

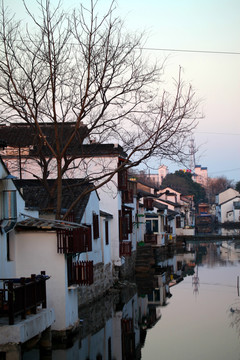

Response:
(65, 145), (138, 277)
(0, 156), (55, 356)
(13, 178), (114, 310)
(136, 180), (173, 246)
(156, 187), (195, 236)
(0, 158), (39, 279)
(216, 188), (240, 205)
(217, 196), (240, 223)
(13, 220), (80, 334)
(144, 199), (168, 246)
(216, 188), (240, 223)
(0, 123), (138, 278)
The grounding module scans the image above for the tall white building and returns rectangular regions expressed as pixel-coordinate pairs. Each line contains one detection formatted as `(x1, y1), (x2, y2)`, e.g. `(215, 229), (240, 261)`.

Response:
(193, 165), (208, 187)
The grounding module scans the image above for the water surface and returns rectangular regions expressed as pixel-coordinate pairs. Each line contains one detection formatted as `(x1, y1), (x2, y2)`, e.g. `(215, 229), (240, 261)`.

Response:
(23, 241), (240, 359)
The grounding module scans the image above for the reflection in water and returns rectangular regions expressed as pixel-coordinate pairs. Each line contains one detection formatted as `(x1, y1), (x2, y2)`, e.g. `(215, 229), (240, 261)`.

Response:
(23, 241), (240, 360)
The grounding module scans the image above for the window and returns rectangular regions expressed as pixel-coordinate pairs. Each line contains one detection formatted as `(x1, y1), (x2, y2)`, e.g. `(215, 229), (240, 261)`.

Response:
(108, 338), (112, 360)
(146, 219), (158, 233)
(176, 216), (181, 228)
(0, 352), (6, 360)
(93, 213), (99, 239)
(105, 220), (109, 245)
(3, 190), (17, 220)
(152, 220), (158, 232)
(144, 197), (154, 211)
(118, 160), (128, 191)
(1, 190), (17, 232)
(7, 233), (11, 261)
(122, 189), (133, 203)
(119, 209), (132, 241)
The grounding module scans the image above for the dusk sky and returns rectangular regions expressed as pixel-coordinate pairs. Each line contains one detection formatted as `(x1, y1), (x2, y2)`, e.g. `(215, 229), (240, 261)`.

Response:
(115, 0), (240, 182)
(6, 0), (240, 182)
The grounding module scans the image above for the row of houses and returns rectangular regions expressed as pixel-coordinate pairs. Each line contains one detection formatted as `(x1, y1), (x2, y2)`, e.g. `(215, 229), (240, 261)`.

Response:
(0, 123), (195, 356)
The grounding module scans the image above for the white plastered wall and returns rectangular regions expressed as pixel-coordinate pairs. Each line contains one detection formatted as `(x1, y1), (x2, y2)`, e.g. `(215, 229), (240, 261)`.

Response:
(13, 230), (78, 331)
(0, 159), (38, 279)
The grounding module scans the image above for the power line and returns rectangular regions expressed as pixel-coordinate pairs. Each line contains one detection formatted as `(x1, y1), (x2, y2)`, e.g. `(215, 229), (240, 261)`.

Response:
(14, 39), (240, 56)
(209, 167), (240, 175)
(140, 47), (240, 55)
(196, 131), (240, 136)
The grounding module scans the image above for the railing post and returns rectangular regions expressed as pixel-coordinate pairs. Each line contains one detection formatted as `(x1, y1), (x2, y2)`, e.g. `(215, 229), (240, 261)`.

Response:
(20, 277), (27, 320)
(8, 281), (14, 325)
(41, 271), (47, 308)
(31, 274), (37, 314)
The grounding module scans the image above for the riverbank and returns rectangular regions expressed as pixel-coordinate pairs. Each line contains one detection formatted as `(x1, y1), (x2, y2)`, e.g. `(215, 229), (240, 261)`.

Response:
(177, 234), (240, 242)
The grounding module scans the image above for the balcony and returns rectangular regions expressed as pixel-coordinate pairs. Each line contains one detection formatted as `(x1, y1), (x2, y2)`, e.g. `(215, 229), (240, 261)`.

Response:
(0, 272), (49, 325)
(68, 260), (94, 286)
(57, 226), (92, 254)
(120, 241), (132, 257)
(144, 233), (157, 244)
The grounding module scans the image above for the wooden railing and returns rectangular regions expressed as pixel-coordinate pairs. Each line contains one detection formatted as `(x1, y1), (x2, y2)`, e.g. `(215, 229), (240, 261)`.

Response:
(68, 260), (94, 286)
(0, 272), (49, 325)
(120, 241), (132, 257)
(144, 233), (157, 244)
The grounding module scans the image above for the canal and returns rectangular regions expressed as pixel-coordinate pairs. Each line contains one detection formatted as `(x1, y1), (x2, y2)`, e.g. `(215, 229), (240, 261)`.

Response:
(23, 240), (240, 359)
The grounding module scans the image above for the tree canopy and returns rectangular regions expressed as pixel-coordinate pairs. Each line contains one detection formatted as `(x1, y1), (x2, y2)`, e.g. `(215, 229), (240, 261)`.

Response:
(206, 176), (234, 203)
(161, 170), (206, 204)
(235, 181), (240, 193)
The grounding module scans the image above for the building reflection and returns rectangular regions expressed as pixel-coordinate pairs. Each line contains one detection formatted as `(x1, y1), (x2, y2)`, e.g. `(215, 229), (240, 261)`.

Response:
(23, 240), (240, 360)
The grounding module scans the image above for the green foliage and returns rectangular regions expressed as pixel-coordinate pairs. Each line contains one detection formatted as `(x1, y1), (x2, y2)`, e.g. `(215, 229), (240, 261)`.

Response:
(236, 181), (240, 193)
(161, 170), (206, 204)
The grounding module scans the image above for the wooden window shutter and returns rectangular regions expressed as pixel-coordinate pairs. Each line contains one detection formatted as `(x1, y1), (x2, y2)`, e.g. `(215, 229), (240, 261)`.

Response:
(126, 210), (132, 233)
(144, 197), (153, 210)
(119, 211), (128, 241)
(118, 161), (128, 191)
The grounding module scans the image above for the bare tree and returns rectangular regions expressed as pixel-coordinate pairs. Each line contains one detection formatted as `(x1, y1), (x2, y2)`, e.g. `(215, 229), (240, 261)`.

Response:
(206, 176), (234, 203)
(0, 0), (198, 218)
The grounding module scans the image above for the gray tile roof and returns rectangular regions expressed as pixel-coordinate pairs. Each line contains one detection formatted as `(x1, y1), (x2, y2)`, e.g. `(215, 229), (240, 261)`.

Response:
(0, 123), (127, 157)
(14, 178), (94, 223)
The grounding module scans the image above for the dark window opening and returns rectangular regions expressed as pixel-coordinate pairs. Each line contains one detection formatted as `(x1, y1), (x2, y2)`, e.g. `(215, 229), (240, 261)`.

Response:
(93, 213), (99, 239)
(7, 233), (10, 261)
(0, 352), (6, 360)
(108, 337), (112, 360)
(176, 216), (181, 228)
(105, 221), (109, 245)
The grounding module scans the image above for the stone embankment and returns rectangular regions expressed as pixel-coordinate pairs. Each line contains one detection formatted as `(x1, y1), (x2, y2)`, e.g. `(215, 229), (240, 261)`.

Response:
(135, 244), (156, 295)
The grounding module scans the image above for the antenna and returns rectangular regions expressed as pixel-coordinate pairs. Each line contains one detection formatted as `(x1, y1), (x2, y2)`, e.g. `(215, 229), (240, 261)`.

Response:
(189, 137), (196, 172)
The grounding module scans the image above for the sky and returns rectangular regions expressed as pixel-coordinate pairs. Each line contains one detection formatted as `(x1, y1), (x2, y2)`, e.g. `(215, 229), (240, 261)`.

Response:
(5, 0), (240, 182)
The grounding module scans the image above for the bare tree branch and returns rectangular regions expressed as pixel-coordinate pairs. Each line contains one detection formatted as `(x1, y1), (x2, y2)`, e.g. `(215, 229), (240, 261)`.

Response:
(0, 0), (200, 218)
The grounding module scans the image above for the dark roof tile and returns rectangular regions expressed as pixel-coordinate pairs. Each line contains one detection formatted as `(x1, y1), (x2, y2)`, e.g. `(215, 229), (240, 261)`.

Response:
(14, 178), (94, 223)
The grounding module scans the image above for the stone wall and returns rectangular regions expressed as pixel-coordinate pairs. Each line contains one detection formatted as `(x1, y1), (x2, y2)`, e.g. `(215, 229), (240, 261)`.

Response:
(78, 262), (114, 307)
(118, 250), (136, 280)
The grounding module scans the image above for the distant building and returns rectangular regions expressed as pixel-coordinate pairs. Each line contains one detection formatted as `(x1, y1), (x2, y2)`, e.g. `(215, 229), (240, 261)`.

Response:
(147, 165), (169, 186)
(193, 165), (208, 187)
